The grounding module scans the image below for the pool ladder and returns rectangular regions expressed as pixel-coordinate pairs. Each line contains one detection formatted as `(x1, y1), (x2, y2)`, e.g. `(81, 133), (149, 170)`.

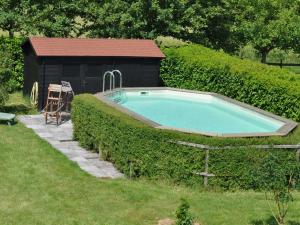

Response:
(102, 70), (122, 92)
(102, 70), (125, 103)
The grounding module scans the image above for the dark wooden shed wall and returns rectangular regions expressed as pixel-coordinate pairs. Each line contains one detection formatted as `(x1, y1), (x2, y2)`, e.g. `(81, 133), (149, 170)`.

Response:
(23, 46), (162, 109)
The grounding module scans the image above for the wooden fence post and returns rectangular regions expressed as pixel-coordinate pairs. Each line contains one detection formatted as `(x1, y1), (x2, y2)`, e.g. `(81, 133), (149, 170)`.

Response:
(204, 149), (209, 186)
(199, 149), (215, 187)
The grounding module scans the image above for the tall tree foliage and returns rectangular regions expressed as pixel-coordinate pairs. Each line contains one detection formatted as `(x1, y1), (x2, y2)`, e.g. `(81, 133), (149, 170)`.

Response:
(82, 0), (237, 51)
(233, 0), (300, 63)
(182, 0), (238, 52)
(82, 0), (187, 39)
(1, 0), (300, 59)
(28, 0), (81, 37)
(0, 0), (81, 38)
(0, 0), (29, 38)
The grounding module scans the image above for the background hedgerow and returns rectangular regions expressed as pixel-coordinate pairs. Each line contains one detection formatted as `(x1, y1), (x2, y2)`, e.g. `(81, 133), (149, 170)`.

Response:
(0, 36), (24, 92)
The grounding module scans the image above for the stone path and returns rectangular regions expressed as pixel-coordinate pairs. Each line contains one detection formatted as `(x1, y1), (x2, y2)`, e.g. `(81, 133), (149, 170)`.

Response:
(18, 114), (123, 179)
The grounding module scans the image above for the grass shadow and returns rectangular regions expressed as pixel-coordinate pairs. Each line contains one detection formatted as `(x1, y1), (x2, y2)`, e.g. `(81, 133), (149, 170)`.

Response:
(0, 92), (38, 115)
(251, 216), (300, 225)
(288, 221), (300, 225)
(251, 216), (277, 225)
(0, 104), (35, 115)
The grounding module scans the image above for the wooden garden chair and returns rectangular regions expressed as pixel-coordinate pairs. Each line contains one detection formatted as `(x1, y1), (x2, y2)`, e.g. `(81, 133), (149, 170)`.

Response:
(44, 84), (64, 125)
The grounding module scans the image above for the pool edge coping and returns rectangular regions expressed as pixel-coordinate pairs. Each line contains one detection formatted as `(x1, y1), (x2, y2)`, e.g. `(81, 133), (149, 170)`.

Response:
(94, 87), (298, 138)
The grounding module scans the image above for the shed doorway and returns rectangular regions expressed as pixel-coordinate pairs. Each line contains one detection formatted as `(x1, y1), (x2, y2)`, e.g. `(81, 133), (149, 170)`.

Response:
(61, 64), (104, 94)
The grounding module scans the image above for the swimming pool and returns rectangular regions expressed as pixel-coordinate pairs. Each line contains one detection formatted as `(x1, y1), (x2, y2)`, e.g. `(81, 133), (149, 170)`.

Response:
(98, 88), (297, 137)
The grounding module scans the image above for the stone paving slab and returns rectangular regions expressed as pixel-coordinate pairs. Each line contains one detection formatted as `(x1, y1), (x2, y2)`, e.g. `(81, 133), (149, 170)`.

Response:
(18, 114), (123, 179)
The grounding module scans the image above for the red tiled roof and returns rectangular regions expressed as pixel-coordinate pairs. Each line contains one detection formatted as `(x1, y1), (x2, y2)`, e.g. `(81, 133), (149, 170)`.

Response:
(26, 37), (165, 58)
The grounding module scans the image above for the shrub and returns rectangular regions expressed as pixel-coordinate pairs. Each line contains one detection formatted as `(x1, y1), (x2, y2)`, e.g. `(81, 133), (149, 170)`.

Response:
(0, 85), (8, 106)
(160, 44), (300, 122)
(71, 94), (300, 189)
(251, 154), (300, 225)
(0, 36), (24, 92)
(0, 67), (10, 106)
(176, 198), (194, 225)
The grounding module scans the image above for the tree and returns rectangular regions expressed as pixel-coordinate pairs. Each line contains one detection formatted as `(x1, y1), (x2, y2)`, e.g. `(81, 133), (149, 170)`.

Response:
(82, 0), (187, 39)
(82, 0), (132, 38)
(183, 0), (239, 53)
(26, 0), (82, 37)
(252, 154), (300, 225)
(0, 0), (29, 38)
(0, 0), (82, 38)
(233, 0), (300, 63)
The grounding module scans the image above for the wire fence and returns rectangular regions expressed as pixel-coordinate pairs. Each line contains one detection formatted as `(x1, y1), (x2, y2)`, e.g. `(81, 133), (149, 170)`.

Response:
(266, 60), (300, 74)
(174, 140), (300, 186)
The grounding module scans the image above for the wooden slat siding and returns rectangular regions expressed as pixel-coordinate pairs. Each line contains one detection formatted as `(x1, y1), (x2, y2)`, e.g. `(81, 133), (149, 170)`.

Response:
(141, 62), (160, 86)
(40, 64), (61, 109)
(115, 58), (161, 87)
(85, 64), (102, 93)
(138, 59), (156, 86)
(23, 50), (39, 95)
(86, 64), (102, 76)
(41, 57), (160, 88)
(119, 63), (140, 87)
(61, 64), (82, 94)
(44, 57), (115, 65)
(62, 64), (80, 77)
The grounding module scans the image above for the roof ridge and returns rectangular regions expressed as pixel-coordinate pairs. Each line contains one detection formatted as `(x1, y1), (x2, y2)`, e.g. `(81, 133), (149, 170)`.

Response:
(24, 37), (165, 58)
(29, 36), (154, 42)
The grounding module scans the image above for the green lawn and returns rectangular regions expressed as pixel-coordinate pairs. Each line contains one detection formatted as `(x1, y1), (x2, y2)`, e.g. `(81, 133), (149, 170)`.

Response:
(285, 66), (300, 74)
(0, 92), (37, 115)
(0, 123), (300, 225)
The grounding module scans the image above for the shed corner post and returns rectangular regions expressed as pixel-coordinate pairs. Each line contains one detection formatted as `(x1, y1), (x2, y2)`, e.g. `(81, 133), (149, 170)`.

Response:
(41, 58), (46, 110)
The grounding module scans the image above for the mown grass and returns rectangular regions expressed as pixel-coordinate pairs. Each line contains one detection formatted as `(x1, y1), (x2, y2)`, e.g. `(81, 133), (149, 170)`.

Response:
(0, 122), (300, 225)
(0, 92), (37, 115)
(285, 66), (300, 74)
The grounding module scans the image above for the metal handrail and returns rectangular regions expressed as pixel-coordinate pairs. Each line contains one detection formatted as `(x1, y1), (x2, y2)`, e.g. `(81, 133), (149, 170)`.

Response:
(112, 69), (122, 89)
(102, 71), (115, 92)
(102, 70), (123, 92)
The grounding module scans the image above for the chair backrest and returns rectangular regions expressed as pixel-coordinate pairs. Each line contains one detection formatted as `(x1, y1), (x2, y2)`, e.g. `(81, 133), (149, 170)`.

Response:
(48, 84), (62, 92)
(61, 81), (74, 95)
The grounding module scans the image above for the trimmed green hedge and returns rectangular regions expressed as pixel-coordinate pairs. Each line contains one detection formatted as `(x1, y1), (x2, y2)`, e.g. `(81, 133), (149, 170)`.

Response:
(161, 44), (300, 122)
(0, 37), (24, 92)
(72, 94), (299, 189)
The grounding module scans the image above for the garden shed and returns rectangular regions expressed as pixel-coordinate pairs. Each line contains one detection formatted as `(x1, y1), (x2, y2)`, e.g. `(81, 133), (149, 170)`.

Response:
(22, 37), (165, 109)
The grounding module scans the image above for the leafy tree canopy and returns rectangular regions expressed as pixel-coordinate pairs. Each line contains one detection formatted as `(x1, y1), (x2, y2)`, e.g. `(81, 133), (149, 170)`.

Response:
(82, 0), (237, 52)
(0, 0), (28, 38)
(1, 0), (299, 59)
(233, 0), (300, 62)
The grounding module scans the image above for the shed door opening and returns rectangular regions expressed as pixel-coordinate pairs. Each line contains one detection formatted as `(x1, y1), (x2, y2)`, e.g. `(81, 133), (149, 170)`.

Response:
(61, 64), (104, 94)
(61, 64), (81, 93)
(84, 64), (102, 93)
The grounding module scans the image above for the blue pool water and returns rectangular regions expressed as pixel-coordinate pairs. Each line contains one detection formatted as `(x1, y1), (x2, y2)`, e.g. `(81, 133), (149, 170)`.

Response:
(109, 90), (284, 134)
